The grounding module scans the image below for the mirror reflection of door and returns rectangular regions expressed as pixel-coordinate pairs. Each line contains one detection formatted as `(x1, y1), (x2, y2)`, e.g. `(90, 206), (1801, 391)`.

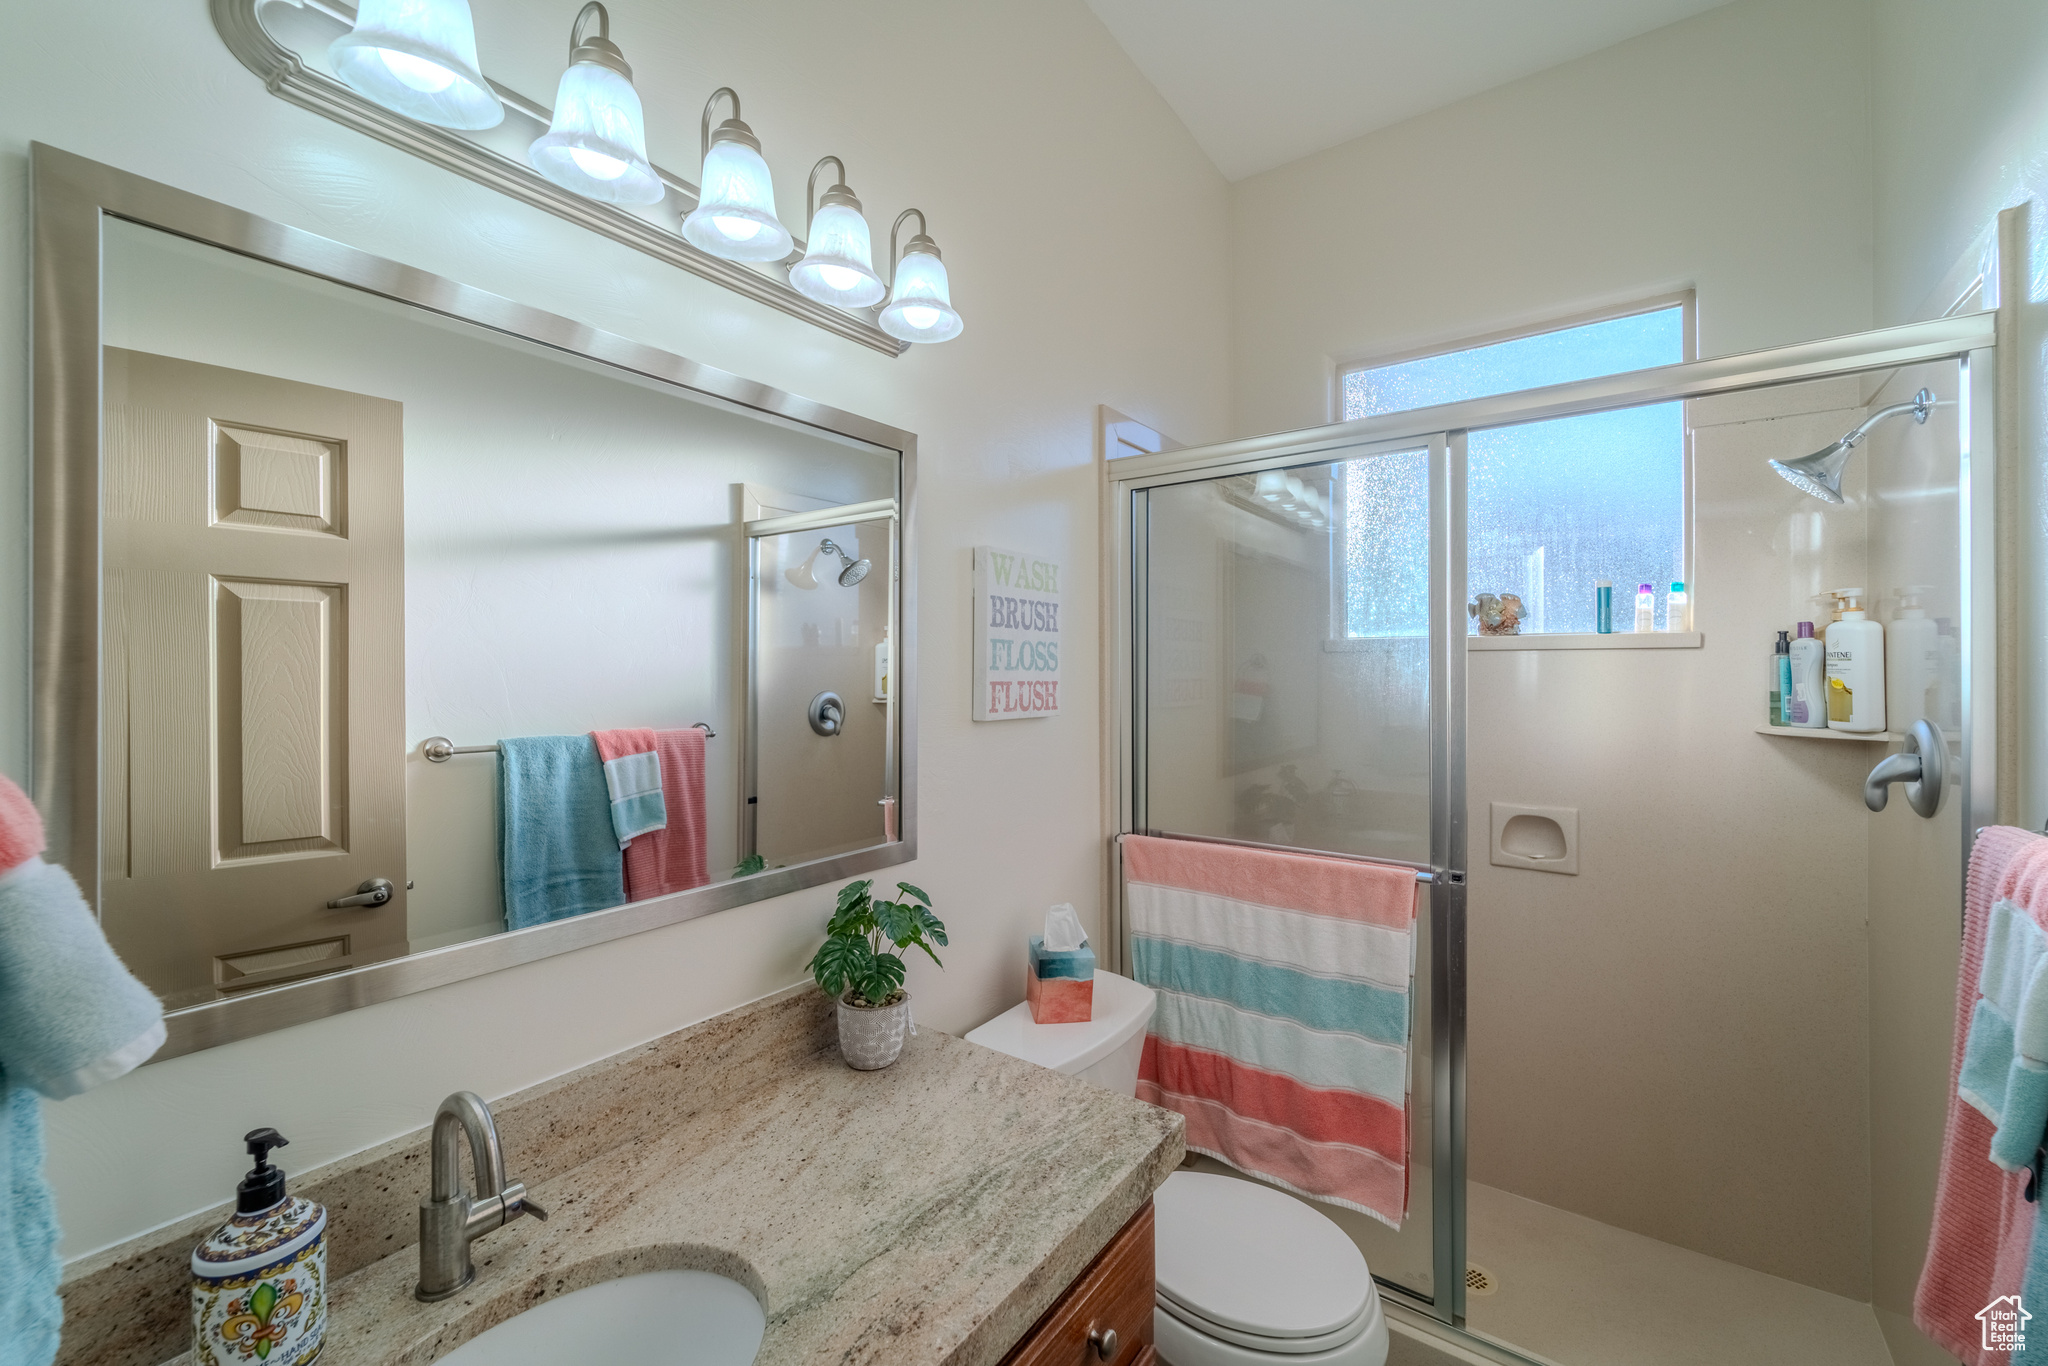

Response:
(102, 349), (407, 1008)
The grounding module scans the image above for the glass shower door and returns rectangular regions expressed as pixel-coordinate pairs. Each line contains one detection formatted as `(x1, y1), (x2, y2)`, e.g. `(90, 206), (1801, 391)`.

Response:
(1132, 434), (1464, 1312)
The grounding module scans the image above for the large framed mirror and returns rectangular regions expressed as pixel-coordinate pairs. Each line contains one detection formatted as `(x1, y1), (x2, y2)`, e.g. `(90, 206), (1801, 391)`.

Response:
(31, 145), (918, 1059)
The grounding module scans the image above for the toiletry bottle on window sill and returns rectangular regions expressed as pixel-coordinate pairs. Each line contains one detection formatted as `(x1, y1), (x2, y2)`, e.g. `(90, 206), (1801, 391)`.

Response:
(1634, 583), (1655, 633)
(1664, 581), (1688, 632)
(1596, 579), (1613, 634)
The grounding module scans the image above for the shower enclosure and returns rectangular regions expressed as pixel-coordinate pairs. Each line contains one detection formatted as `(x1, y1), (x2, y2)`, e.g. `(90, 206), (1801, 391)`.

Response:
(1108, 313), (1998, 1364)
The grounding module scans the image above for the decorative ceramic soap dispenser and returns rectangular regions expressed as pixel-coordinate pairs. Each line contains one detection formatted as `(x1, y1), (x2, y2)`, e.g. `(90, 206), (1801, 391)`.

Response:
(191, 1129), (328, 1366)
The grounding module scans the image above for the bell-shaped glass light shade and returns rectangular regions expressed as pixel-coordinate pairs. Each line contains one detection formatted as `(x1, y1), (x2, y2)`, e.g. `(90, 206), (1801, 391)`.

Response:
(529, 62), (662, 205)
(789, 202), (886, 308)
(329, 0), (503, 130)
(681, 140), (793, 263)
(879, 249), (963, 343)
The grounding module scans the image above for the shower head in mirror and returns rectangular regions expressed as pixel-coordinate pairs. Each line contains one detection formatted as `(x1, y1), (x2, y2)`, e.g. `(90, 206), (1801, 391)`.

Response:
(1769, 387), (1934, 504)
(819, 538), (871, 586)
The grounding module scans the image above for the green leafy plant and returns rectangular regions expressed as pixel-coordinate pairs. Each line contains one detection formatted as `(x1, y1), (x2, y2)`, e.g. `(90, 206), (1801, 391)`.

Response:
(807, 879), (947, 1008)
(733, 853), (768, 878)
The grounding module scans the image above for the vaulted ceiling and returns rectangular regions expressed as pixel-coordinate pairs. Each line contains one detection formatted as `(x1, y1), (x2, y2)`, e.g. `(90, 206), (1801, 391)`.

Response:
(1086, 0), (1735, 181)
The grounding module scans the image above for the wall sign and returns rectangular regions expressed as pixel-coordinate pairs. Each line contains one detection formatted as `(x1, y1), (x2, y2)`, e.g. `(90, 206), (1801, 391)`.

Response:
(973, 546), (1061, 720)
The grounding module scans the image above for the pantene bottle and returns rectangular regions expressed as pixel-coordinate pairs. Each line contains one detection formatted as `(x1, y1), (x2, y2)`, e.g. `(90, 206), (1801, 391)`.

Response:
(1825, 590), (1887, 733)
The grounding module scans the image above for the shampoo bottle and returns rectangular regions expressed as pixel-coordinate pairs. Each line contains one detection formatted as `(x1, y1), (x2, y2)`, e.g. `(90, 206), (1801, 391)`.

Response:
(1825, 591), (1887, 733)
(192, 1130), (327, 1366)
(1788, 622), (1827, 728)
(1887, 587), (1939, 733)
(1664, 581), (1689, 632)
(1634, 583), (1655, 633)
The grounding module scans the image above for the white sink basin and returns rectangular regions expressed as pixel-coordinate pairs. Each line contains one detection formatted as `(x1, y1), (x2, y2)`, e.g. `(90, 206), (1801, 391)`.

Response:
(437, 1269), (765, 1365)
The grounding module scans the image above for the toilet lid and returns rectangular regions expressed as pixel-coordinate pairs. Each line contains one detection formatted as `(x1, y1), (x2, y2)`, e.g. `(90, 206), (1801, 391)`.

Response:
(1153, 1171), (1371, 1340)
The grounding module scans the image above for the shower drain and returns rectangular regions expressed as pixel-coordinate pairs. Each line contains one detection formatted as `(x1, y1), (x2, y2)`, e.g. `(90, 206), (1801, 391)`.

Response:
(1465, 1264), (1498, 1297)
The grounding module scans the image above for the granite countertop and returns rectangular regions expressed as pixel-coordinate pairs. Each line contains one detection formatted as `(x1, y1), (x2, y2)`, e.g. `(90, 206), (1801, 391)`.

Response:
(274, 1025), (1181, 1366)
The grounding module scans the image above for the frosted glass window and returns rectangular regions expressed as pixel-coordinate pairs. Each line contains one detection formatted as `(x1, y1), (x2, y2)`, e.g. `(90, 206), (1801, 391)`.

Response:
(1339, 306), (1686, 636)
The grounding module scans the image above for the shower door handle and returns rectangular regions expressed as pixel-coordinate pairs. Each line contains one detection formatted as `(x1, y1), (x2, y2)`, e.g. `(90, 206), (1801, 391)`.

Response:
(1864, 718), (1945, 819)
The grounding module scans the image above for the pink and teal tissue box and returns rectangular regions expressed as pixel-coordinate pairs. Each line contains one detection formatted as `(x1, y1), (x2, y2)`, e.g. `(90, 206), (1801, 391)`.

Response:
(1026, 935), (1095, 1023)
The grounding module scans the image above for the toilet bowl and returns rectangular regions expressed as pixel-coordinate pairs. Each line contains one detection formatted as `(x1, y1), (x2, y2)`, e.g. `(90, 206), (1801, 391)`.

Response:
(965, 971), (1389, 1366)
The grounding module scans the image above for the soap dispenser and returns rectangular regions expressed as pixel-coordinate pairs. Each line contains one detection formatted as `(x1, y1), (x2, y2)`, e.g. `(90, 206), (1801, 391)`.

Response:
(192, 1129), (327, 1366)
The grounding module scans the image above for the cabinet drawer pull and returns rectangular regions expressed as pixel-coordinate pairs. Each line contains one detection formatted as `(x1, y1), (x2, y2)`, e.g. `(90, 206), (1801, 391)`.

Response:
(1087, 1324), (1119, 1361)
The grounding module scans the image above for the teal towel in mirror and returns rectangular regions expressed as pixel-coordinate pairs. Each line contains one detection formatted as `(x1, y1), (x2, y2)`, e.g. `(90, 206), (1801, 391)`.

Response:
(498, 736), (626, 931)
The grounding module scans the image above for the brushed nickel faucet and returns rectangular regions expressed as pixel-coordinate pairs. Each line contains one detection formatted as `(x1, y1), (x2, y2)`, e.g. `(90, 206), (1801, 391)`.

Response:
(416, 1091), (548, 1301)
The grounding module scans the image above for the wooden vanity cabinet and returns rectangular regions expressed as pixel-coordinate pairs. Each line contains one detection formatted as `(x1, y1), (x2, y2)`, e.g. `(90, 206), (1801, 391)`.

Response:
(1001, 1201), (1157, 1366)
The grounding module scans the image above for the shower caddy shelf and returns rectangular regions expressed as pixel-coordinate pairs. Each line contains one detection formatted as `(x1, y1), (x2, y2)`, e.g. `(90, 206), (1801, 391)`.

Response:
(1754, 726), (1901, 743)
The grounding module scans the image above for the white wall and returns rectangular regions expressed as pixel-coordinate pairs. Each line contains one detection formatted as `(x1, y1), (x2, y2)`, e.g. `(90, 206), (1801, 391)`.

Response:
(1226, 0), (1875, 439)
(1869, 6), (2048, 1357)
(1871, 0), (2048, 836)
(0, 0), (1231, 1259)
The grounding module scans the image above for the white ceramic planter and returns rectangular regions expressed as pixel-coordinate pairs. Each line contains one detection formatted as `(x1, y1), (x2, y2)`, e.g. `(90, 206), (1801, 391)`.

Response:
(837, 991), (914, 1070)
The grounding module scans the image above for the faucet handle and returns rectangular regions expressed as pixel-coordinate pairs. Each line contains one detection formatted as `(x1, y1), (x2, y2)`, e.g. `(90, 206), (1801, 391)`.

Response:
(500, 1178), (547, 1224)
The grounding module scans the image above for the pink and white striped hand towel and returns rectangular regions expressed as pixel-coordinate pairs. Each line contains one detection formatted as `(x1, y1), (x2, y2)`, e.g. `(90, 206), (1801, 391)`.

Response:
(1123, 834), (1419, 1228)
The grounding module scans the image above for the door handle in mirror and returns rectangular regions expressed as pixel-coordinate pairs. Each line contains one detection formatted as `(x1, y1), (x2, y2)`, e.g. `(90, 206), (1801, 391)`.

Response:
(1864, 718), (1946, 818)
(328, 877), (396, 909)
(809, 691), (844, 737)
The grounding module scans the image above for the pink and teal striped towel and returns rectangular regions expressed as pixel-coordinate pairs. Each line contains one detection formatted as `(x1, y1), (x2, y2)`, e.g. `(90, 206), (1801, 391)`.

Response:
(1123, 834), (1418, 1228)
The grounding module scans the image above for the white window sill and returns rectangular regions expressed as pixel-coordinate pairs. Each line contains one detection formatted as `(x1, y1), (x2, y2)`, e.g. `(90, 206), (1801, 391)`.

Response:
(1322, 632), (1703, 651)
(1469, 632), (1702, 651)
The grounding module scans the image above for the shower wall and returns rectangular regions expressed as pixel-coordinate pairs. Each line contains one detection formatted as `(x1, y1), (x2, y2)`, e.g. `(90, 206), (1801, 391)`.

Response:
(1863, 361), (1966, 1366)
(1465, 376), (1882, 1299)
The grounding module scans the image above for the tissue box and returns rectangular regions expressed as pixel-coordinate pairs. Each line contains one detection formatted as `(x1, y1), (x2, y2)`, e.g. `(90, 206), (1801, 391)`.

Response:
(1027, 934), (1096, 1023)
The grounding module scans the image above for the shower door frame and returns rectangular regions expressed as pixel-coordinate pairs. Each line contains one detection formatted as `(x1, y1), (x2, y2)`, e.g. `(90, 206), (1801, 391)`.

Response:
(1107, 309), (1999, 1348)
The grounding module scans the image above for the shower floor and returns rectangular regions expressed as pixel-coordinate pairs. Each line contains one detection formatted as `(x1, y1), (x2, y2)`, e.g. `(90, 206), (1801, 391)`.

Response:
(1183, 1156), (1907, 1365)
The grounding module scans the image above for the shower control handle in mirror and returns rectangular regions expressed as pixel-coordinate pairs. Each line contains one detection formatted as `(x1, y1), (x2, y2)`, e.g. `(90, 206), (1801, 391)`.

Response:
(1863, 719), (1946, 819)
(328, 878), (396, 910)
(809, 691), (845, 737)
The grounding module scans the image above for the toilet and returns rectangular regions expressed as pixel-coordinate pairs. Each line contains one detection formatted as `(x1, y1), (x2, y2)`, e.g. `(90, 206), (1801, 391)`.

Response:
(966, 971), (1390, 1366)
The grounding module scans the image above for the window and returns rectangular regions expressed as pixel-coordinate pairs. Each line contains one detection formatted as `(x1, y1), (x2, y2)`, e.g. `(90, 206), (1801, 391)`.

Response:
(1338, 302), (1688, 637)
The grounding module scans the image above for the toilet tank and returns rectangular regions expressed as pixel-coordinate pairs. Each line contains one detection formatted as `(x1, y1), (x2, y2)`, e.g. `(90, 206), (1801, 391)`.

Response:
(964, 970), (1157, 1095)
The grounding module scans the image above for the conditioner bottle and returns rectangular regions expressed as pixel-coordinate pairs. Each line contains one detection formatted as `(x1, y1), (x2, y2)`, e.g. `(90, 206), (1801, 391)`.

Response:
(1788, 622), (1827, 728)
(1825, 591), (1887, 733)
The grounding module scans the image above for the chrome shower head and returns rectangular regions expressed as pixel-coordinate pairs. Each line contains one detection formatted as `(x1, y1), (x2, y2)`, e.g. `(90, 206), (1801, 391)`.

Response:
(819, 538), (871, 587)
(1769, 388), (1934, 504)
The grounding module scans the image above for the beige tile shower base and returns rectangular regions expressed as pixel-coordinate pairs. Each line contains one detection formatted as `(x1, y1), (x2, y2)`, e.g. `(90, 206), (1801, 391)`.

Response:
(1461, 1181), (1897, 1366)
(1186, 1156), (1903, 1366)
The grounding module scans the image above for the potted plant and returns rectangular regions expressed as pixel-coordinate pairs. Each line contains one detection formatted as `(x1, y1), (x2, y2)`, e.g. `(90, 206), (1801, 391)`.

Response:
(807, 878), (946, 1070)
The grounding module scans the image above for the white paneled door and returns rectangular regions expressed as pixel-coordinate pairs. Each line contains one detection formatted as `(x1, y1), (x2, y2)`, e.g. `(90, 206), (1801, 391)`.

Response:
(102, 349), (407, 1009)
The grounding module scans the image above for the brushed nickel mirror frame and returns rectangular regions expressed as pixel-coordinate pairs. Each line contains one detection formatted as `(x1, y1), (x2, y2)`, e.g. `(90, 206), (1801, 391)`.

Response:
(30, 142), (919, 1061)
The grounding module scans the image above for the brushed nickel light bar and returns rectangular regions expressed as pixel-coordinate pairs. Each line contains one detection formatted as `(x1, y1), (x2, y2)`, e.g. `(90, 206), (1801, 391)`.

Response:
(211, 0), (963, 356)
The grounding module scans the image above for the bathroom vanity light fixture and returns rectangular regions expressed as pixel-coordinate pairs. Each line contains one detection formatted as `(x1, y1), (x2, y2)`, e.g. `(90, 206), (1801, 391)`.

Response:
(788, 158), (887, 309)
(879, 210), (964, 344)
(220, 0), (964, 351)
(1769, 387), (1935, 504)
(328, 0), (503, 130)
(527, 3), (661, 204)
(680, 88), (794, 263)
